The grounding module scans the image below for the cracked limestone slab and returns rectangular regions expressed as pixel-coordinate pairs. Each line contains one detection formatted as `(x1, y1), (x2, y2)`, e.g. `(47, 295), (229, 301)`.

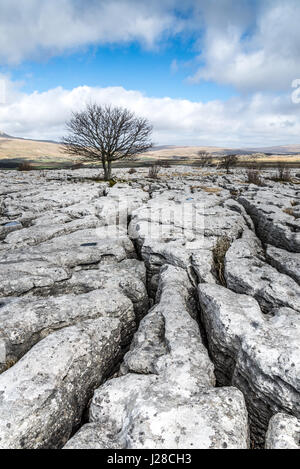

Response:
(43, 259), (148, 320)
(0, 288), (135, 373)
(128, 193), (247, 295)
(0, 318), (122, 449)
(265, 413), (300, 449)
(225, 228), (300, 314)
(198, 283), (300, 446)
(238, 187), (300, 252)
(65, 265), (249, 449)
(0, 227), (135, 296)
(1, 216), (100, 248)
(266, 244), (300, 285)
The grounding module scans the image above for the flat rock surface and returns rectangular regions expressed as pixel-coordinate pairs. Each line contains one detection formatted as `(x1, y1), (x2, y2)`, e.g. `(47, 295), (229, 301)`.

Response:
(0, 318), (122, 449)
(265, 413), (300, 449)
(198, 283), (300, 445)
(0, 288), (135, 372)
(1, 167), (299, 449)
(66, 265), (249, 449)
(225, 228), (300, 313)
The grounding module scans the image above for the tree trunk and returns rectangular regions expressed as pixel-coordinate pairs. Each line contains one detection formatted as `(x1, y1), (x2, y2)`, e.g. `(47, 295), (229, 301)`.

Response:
(107, 160), (112, 180)
(102, 159), (112, 181)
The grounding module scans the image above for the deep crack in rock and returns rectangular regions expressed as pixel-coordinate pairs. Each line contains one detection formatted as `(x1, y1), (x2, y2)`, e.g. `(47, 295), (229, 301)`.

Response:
(0, 166), (299, 449)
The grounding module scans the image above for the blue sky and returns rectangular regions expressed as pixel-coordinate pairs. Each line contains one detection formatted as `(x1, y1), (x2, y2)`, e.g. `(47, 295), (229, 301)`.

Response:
(0, 0), (300, 147)
(2, 38), (236, 103)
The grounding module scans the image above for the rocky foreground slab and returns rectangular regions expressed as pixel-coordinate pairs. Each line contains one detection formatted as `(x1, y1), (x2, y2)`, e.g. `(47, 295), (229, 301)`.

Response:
(0, 166), (299, 449)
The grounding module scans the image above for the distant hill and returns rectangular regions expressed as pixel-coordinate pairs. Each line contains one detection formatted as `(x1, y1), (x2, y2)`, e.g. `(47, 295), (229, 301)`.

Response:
(0, 133), (72, 168)
(144, 144), (300, 156)
(246, 144), (300, 154)
(0, 133), (300, 169)
(0, 131), (58, 144)
(0, 131), (14, 139)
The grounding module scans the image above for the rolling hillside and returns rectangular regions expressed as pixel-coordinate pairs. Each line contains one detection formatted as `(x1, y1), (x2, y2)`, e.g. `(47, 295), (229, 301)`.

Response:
(1, 133), (300, 168)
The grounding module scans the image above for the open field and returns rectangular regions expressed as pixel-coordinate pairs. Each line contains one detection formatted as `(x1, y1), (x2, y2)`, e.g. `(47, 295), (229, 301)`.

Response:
(1, 135), (300, 169)
(136, 145), (300, 168)
(0, 136), (73, 169)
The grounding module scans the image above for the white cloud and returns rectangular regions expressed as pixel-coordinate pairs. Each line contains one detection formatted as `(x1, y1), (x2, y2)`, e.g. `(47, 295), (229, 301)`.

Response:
(0, 0), (185, 64)
(1, 76), (300, 147)
(190, 0), (300, 92)
(1, 0), (300, 95)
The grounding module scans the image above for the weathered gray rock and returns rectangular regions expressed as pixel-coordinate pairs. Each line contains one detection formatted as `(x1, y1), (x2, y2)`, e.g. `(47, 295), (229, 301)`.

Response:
(106, 183), (150, 208)
(0, 227), (135, 296)
(0, 318), (122, 449)
(40, 259), (148, 319)
(129, 193), (247, 295)
(66, 382), (248, 449)
(225, 229), (300, 313)
(265, 413), (300, 449)
(198, 283), (300, 446)
(2, 167), (299, 450)
(121, 265), (214, 378)
(0, 257), (70, 297)
(61, 184), (150, 230)
(223, 198), (255, 231)
(65, 266), (249, 449)
(238, 188), (300, 252)
(0, 288), (134, 373)
(190, 249), (217, 284)
(64, 423), (121, 449)
(0, 220), (23, 240)
(266, 244), (300, 285)
(2, 181), (102, 220)
(2, 215), (100, 248)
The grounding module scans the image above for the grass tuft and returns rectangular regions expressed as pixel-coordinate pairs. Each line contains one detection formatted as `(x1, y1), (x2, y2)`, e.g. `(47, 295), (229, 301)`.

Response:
(213, 236), (231, 286)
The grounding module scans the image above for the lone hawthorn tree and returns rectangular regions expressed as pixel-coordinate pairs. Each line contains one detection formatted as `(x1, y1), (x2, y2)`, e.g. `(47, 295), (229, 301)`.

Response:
(197, 150), (213, 168)
(62, 103), (153, 180)
(219, 154), (238, 174)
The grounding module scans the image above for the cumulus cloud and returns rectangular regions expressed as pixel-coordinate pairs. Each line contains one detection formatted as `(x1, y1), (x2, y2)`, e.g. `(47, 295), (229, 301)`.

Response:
(1, 1), (300, 145)
(1, 76), (300, 147)
(190, 0), (300, 92)
(0, 0), (186, 64)
(1, 0), (299, 94)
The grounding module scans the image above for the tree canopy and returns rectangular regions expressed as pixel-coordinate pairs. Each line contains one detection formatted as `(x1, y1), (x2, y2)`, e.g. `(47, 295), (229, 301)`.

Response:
(62, 103), (153, 180)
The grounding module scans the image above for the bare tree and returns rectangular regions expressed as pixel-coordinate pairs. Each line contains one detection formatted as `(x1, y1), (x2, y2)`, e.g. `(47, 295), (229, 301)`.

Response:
(275, 163), (291, 182)
(62, 103), (153, 180)
(197, 150), (213, 168)
(148, 163), (161, 179)
(246, 168), (264, 186)
(219, 154), (238, 174)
